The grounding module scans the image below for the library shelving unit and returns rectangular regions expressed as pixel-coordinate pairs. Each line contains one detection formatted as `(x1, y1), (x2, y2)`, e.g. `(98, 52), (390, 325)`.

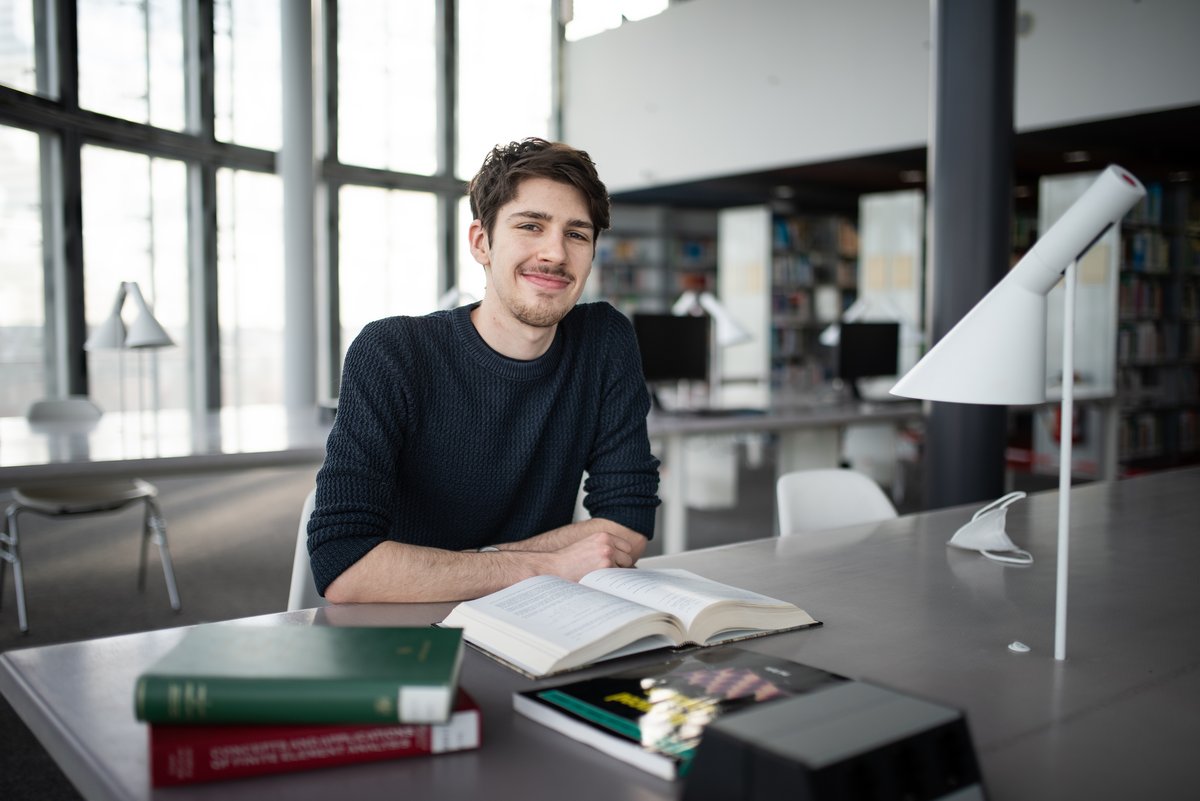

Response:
(1116, 180), (1200, 474)
(770, 213), (859, 387)
(590, 205), (718, 316)
(716, 205), (857, 390)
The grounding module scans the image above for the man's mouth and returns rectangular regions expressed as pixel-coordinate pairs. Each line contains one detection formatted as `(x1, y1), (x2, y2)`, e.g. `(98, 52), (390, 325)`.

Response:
(520, 270), (572, 291)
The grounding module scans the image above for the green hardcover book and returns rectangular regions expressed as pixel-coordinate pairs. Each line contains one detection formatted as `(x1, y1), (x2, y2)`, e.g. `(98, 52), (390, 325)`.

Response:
(135, 624), (464, 725)
(513, 647), (845, 780)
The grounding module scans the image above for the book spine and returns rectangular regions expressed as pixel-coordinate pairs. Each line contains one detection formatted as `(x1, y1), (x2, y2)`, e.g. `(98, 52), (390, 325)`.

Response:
(135, 677), (453, 725)
(149, 705), (481, 785)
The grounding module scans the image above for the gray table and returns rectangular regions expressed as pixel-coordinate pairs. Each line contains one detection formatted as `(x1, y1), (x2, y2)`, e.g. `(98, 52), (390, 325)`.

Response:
(647, 399), (922, 552)
(2, 466), (1197, 800)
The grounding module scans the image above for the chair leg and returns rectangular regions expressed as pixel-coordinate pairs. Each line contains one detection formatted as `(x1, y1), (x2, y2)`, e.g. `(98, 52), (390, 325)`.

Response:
(143, 498), (181, 611)
(2, 505), (30, 633)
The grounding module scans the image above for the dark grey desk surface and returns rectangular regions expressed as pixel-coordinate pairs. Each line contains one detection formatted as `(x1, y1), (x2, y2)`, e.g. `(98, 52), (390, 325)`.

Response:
(2, 467), (1198, 800)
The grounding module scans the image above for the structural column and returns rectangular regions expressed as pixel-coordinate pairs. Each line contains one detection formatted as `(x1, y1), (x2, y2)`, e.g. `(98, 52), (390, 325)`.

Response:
(924, 0), (1016, 508)
(281, 0), (318, 408)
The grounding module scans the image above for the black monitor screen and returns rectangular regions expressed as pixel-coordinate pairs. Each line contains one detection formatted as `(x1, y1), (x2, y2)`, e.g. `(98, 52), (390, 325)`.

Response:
(838, 322), (900, 383)
(633, 313), (709, 383)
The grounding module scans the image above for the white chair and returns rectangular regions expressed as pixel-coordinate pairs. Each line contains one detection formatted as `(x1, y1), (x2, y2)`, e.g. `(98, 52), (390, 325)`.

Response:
(287, 487), (328, 611)
(775, 468), (898, 537)
(2, 397), (181, 632)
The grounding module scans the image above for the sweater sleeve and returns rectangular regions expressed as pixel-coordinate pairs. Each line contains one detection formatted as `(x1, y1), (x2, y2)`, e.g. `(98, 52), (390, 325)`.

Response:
(581, 307), (662, 537)
(306, 322), (409, 595)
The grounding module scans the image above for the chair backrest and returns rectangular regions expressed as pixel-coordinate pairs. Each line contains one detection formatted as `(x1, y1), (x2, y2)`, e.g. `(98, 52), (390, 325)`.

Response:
(27, 396), (103, 424)
(776, 468), (898, 537)
(286, 488), (328, 611)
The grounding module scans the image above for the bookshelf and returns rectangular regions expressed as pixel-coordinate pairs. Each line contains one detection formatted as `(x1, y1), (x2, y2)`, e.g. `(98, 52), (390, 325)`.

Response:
(715, 206), (858, 391)
(1030, 175), (1199, 479)
(591, 205), (718, 316)
(1116, 180), (1200, 473)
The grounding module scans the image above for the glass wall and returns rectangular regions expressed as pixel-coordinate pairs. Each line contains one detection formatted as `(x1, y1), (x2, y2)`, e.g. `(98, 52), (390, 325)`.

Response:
(338, 0), (437, 174)
(338, 186), (439, 358)
(0, 124), (45, 413)
(81, 146), (189, 415)
(0, 0), (557, 418)
(217, 168), (284, 408)
(456, 0), (554, 179)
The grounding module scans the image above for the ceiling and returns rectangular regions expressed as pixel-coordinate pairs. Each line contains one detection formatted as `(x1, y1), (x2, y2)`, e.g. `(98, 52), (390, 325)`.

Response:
(610, 105), (1200, 215)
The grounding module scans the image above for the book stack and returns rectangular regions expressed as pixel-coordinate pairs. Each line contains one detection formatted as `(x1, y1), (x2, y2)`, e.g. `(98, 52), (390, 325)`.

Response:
(133, 623), (476, 786)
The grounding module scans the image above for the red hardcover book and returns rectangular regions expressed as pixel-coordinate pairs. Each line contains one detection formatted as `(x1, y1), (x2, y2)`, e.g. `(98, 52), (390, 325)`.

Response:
(148, 691), (480, 785)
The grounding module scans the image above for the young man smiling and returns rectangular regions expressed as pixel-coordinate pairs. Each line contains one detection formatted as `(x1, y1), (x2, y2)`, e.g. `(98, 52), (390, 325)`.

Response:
(308, 138), (661, 604)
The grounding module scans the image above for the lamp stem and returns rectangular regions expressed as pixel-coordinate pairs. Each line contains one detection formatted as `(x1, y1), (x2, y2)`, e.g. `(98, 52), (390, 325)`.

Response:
(1055, 260), (1077, 661)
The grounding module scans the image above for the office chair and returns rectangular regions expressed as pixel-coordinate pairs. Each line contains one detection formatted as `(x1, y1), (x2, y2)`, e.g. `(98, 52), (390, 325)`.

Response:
(776, 468), (898, 537)
(1, 397), (181, 633)
(287, 487), (328, 611)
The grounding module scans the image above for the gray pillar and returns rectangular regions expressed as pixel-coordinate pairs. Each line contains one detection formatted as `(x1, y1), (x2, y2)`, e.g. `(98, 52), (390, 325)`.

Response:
(281, 0), (317, 408)
(924, 0), (1015, 508)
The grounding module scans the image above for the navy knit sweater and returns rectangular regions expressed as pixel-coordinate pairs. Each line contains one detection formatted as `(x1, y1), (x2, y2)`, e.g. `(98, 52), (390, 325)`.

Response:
(307, 301), (661, 595)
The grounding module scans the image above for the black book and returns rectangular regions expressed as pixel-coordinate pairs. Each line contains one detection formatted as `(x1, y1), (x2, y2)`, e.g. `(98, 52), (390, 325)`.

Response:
(513, 646), (846, 780)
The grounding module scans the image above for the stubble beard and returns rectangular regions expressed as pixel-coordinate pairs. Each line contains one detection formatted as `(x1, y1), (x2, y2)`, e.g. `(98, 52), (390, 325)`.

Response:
(505, 268), (578, 328)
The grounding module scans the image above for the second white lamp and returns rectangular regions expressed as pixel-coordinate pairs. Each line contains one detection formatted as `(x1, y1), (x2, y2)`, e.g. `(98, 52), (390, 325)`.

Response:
(891, 164), (1145, 660)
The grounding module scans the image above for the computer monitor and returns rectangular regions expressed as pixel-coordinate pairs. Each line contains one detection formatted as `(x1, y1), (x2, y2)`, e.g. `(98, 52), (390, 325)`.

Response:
(632, 313), (710, 385)
(837, 322), (900, 399)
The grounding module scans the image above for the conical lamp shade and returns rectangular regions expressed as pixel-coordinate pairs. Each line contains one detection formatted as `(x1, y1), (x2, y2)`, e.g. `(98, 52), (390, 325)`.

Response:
(891, 280), (1047, 405)
(83, 284), (127, 350)
(698, 291), (752, 348)
(123, 281), (174, 349)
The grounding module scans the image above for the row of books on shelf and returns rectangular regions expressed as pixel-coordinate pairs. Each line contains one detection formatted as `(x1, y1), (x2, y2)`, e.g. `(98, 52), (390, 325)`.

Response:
(136, 568), (821, 786)
(772, 215), (858, 256)
(1122, 229), (1171, 273)
(1117, 321), (1200, 363)
(1120, 409), (1198, 459)
(1124, 181), (1165, 226)
(1119, 363), (1200, 407)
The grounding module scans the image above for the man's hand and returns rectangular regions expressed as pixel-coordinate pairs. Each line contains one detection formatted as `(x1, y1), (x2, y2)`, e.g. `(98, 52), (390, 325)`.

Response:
(539, 530), (636, 582)
(499, 517), (648, 562)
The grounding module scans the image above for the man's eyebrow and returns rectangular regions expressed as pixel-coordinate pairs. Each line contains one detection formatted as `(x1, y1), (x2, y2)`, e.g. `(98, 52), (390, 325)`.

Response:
(507, 210), (595, 231)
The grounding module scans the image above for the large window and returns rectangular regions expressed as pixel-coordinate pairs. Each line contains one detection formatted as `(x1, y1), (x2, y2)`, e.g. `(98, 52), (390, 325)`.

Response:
(338, 0), (437, 174)
(338, 186), (439, 357)
(0, 0), (558, 417)
(0, 124), (44, 414)
(214, 0), (281, 150)
(218, 168), (284, 407)
(81, 146), (189, 415)
(456, 0), (554, 179)
(77, 0), (186, 130)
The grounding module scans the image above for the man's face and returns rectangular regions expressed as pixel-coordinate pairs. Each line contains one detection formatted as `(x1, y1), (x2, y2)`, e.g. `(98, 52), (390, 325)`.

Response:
(469, 177), (595, 329)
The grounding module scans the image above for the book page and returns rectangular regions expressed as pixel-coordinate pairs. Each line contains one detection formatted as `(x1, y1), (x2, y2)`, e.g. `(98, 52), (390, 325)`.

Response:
(447, 575), (676, 654)
(579, 568), (795, 633)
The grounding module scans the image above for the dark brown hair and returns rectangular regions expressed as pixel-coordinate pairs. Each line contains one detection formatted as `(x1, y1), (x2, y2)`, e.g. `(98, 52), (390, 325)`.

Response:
(468, 138), (611, 245)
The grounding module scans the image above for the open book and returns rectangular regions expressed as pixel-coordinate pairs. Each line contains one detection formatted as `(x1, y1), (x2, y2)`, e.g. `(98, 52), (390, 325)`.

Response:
(439, 568), (818, 678)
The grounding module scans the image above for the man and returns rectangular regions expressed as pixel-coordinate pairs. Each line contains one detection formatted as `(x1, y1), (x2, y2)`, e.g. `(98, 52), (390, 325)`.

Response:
(308, 138), (661, 604)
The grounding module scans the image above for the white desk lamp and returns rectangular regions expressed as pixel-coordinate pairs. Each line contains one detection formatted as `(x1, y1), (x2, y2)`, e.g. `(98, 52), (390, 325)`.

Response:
(671, 290), (752, 347)
(84, 281), (174, 437)
(890, 164), (1145, 661)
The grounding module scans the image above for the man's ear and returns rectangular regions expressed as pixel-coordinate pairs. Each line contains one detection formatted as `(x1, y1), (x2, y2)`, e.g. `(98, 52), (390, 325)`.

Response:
(468, 219), (490, 267)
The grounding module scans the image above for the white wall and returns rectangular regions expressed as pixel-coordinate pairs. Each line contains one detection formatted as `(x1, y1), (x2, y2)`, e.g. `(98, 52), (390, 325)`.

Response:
(564, 0), (1200, 194)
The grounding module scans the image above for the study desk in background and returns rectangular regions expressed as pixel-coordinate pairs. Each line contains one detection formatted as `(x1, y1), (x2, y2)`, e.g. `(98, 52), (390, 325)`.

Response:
(646, 399), (923, 553)
(4, 466), (1196, 801)
(0, 404), (332, 485)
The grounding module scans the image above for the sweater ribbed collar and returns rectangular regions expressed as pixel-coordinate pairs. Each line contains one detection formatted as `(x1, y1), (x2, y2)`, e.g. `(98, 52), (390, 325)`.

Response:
(451, 303), (566, 381)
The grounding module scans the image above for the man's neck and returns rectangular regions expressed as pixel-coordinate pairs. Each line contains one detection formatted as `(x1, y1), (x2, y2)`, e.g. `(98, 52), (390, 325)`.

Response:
(470, 303), (558, 361)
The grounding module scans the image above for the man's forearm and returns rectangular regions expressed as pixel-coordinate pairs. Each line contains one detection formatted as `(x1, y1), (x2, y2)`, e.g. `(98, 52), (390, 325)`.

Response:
(323, 526), (640, 604)
(498, 517), (648, 559)
(323, 541), (542, 604)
